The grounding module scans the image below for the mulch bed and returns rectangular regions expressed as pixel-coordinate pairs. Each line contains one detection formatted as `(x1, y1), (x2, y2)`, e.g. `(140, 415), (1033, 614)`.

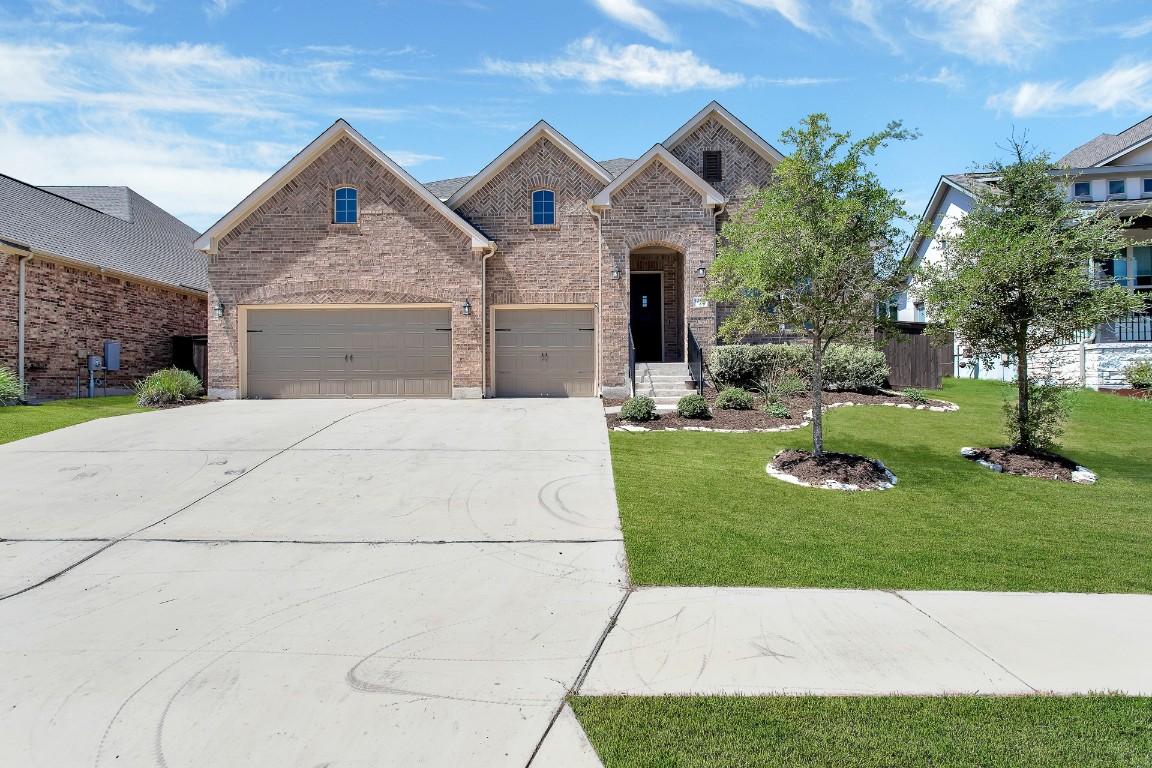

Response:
(961, 447), (1085, 482)
(606, 388), (944, 432)
(153, 397), (219, 410)
(769, 449), (895, 491)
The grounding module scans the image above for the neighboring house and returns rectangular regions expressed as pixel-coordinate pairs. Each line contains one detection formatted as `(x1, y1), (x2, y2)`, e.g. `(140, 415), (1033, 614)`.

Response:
(905, 118), (1152, 389)
(196, 102), (781, 399)
(0, 176), (208, 399)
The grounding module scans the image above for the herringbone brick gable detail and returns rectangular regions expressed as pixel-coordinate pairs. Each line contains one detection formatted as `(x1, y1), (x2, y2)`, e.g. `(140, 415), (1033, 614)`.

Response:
(668, 116), (774, 202)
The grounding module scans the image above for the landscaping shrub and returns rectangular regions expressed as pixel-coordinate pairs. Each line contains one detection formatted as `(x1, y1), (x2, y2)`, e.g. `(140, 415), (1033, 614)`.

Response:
(904, 387), (929, 404)
(134, 368), (202, 407)
(620, 396), (657, 422)
(0, 365), (24, 405)
(764, 399), (791, 419)
(714, 387), (754, 410)
(1123, 358), (1152, 389)
(820, 344), (889, 391)
(677, 393), (710, 419)
(710, 343), (888, 392)
(1002, 380), (1070, 451)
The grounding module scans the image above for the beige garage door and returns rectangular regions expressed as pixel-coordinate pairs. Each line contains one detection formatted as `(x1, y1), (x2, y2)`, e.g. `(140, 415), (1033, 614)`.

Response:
(246, 307), (451, 399)
(495, 308), (595, 397)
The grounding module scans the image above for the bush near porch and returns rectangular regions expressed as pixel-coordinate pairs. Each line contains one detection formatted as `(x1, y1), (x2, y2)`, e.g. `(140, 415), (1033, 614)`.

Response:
(609, 378), (1152, 593)
(710, 343), (889, 392)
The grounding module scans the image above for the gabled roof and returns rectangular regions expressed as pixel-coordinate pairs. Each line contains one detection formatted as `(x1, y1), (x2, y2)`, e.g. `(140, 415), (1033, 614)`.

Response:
(424, 157), (636, 202)
(0, 174), (206, 292)
(195, 120), (493, 252)
(592, 144), (725, 207)
(1059, 114), (1152, 168)
(665, 100), (785, 165)
(446, 121), (614, 208)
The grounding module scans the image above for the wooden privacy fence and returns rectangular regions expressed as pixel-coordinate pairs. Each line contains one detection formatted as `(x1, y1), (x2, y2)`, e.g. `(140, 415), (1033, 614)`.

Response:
(876, 323), (953, 389)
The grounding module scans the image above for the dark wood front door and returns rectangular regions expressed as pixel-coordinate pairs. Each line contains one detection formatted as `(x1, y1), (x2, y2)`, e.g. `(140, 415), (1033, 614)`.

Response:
(630, 273), (663, 362)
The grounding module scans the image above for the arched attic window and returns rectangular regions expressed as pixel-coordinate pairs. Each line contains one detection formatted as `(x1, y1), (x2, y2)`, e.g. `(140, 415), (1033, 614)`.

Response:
(531, 189), (555, 226)
(334, 186), (358, 224)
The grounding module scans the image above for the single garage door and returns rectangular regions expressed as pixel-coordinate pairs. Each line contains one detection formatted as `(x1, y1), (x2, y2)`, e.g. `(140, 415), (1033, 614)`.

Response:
(247, 307), (451, 398)
(494, 308), (595, 397)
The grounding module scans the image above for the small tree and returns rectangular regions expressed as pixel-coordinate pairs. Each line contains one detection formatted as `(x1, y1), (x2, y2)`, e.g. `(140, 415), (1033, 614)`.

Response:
(706, 114), (919, 457)
(917, 139), (1143, 451)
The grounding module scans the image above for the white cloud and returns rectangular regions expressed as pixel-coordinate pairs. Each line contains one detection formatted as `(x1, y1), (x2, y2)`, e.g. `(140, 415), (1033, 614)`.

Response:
(899, 66), (963, 90)
(909, 0), (1054, 66)
(1108, 16), (1152, 39)
(987, 60), (1152, 116)
(727, 0), (816, 34)
(844, 0), (900, 51)
(483, 37), (744, 92)
(205, 0), (241, 18)
(589, 0), (674, 43)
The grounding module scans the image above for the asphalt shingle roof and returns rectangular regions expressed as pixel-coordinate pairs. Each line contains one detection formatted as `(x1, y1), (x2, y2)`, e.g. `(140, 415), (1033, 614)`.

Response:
(422, 158), (636, 200)
(1058, 115), (1152, 168)
(0, 175), (206, 292)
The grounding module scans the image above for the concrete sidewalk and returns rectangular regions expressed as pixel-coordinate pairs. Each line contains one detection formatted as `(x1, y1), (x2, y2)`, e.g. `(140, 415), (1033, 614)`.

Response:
(579, 586), (1152, 696)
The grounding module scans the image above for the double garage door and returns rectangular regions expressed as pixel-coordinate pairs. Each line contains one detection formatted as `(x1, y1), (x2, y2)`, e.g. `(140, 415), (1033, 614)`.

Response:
(246, 308), (450, 399)
(245, 306), (595, 399)
(495, 308), (595, 397)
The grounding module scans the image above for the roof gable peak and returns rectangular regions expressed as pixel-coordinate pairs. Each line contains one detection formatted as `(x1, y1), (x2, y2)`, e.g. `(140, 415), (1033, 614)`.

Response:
(591, 144), (725, 207)
(194, 120), (491, 252)
(446, 120), (612, 208)
(665, 101), (784, 165)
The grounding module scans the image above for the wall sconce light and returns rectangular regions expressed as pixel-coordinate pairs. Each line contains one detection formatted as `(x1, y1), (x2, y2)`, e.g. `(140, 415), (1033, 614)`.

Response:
(611, 266), (622, 280)
(696, 262), (708, 279)
(213, 301), (224, 319)
(461, 299), (472, 316)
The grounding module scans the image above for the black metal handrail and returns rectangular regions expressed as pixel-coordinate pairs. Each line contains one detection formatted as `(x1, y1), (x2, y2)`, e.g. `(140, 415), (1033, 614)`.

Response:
(1105, 312), (1152, 342)
(687, 326), (704, 395)
(627, 328), (637, 398)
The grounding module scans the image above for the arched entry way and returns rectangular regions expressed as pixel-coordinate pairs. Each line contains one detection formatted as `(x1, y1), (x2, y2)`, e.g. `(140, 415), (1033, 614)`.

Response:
(629, 246), (684, 363)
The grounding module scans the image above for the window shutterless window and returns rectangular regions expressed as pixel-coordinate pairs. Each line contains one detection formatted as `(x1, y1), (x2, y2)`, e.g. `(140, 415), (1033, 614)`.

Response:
(334, 187), (358, 224)
(1073, 181), (1091, 198)
(1108, 179), (1126, 196)
(914, 302), (926, 322)
(531, 189), (555, 225)
(1143, 178), (1152, 194)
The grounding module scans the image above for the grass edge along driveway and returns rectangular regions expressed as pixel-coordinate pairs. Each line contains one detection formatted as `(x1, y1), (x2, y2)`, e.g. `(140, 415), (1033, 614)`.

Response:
(609, 379), (1152, 593)
(570, 695), (1152, 768)
(0, 396), (150, 445)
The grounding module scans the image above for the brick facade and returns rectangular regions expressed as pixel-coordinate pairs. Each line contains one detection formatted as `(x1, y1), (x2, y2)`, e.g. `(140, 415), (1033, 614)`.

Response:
(1, 253), (206, 399)
(205, 106), (777, 398)
(207, 136), (483, 398)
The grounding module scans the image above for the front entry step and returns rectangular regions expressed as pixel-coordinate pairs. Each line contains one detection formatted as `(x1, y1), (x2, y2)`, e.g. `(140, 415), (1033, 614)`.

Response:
(635, 362), (697, 403)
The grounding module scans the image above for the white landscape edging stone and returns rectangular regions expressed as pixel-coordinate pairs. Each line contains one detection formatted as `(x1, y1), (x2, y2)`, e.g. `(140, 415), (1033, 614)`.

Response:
(765, 449), (898, 492)
(959, 447), (1098, 485)
(610, 398), (960, 434)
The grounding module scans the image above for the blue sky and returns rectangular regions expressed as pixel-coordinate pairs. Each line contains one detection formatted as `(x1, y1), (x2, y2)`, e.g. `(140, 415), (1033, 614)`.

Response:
(0, 0), (1147, 231)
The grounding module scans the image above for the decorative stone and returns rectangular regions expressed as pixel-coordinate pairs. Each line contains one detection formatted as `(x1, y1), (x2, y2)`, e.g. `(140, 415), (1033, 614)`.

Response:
(1071, 468), (1098, 484)
(897, 403), (914, 409)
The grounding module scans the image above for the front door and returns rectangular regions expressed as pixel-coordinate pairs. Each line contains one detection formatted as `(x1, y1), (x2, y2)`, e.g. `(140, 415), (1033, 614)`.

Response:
(630, 273), (663, 362)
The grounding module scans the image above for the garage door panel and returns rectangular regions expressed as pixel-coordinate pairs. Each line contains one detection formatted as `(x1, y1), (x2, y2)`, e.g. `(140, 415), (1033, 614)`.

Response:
(494, 309), (595, 398)
(247, 308), (451, 399)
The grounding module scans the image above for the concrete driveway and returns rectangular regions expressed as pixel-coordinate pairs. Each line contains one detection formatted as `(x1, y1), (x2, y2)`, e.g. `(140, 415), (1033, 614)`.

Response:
(0, 399), (627, 767)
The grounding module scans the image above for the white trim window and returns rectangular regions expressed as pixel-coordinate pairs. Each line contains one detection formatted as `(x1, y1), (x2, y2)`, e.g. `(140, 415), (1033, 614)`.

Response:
(531, 189), (555, 226)
(1108, 179), (1127, 198)
(914, 301), (926, 322)
(1073, 181), (1091, 199)
(1100, 246), (1152, 294)
(334, 186), (358, 224)
(1143, 178), (1152, 196)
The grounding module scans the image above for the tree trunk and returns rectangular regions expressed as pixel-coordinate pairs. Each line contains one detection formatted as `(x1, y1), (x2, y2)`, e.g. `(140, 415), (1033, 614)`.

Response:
(1016, 332), (1030, 451)
(812, 341), (824, 458)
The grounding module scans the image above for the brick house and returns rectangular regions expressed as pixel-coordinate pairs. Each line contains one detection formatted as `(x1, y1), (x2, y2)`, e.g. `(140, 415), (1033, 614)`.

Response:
(196, 102), (781, 399)
(1, 176), (208, 400)
(905, 116), (1152, 388)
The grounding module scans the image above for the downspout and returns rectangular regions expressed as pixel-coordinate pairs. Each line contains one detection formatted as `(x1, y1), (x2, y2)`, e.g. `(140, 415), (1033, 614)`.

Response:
(481, 242), (497, 398)
(17, 252), (31, 399)
(586, 201), (604, 394)
(707, 201), (727, 365)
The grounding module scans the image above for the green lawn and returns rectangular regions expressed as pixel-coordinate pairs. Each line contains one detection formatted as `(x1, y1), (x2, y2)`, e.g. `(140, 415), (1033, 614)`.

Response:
(571, 696), (1152, 768)
(611, 379), (1152, 593)
(0, 396), (150, 445)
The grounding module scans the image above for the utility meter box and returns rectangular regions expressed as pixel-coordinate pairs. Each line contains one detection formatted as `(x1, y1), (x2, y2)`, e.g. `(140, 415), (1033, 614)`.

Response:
(87, 355), (104, 372)
(103, 341), (121, 372)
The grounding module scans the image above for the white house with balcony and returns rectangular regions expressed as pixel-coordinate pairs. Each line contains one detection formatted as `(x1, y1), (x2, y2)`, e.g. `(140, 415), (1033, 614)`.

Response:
(902, 117), (1152, 389)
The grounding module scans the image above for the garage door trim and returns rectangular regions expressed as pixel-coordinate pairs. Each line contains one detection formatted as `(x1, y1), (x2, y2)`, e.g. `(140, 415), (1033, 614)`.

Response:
(239, 303), (452, 399)
(490, 304), (598, 398)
